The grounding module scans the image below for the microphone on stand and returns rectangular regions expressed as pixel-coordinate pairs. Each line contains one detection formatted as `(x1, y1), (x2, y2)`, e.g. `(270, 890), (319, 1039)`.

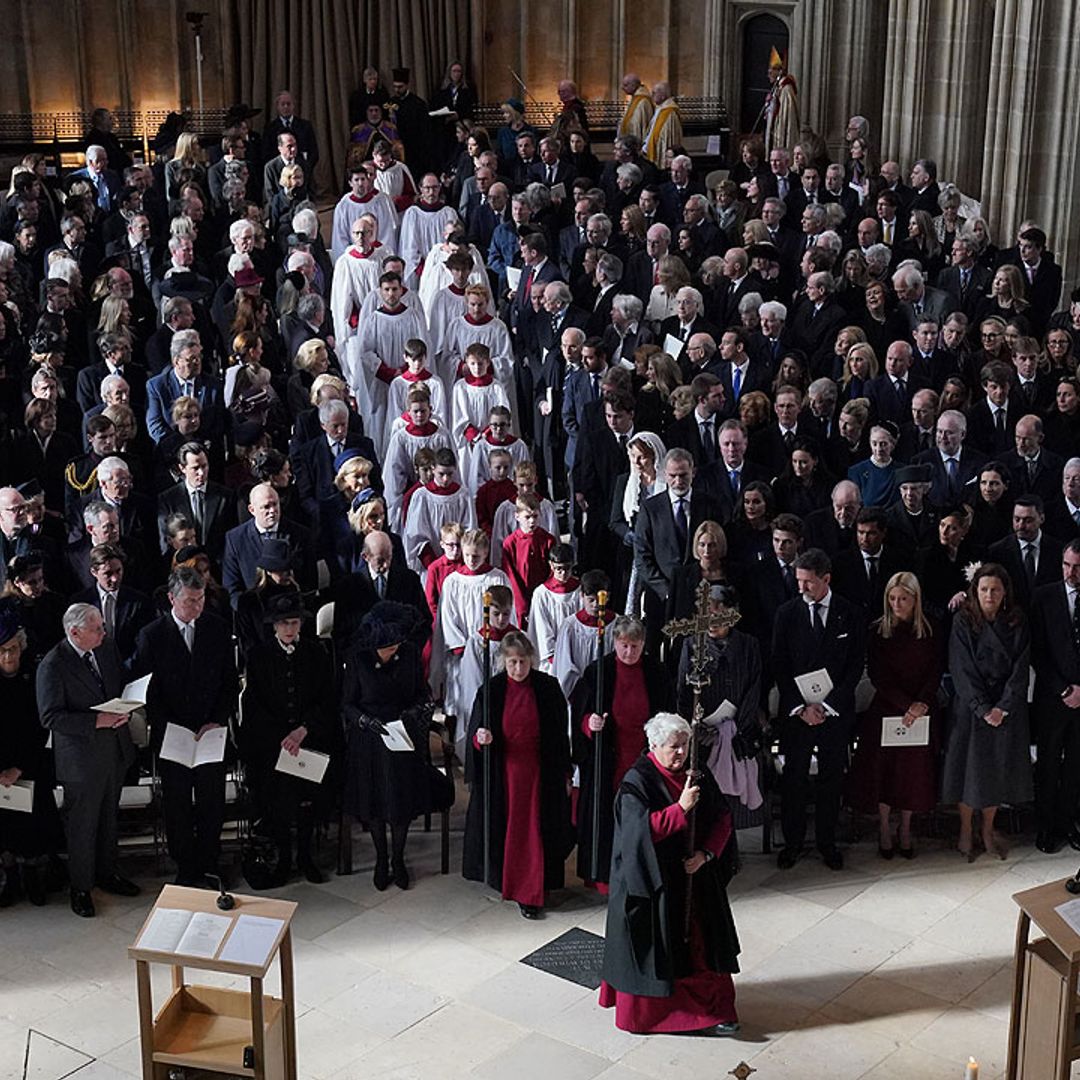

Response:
(205, 873), (236, 910)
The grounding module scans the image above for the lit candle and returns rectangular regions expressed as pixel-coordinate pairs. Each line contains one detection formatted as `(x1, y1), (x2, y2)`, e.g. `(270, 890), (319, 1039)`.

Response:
(965, 1058), (978, 1080)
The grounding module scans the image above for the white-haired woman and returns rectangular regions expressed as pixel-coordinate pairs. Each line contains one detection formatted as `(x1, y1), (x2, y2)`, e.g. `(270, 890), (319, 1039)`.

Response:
(600, 711), (740, 1035)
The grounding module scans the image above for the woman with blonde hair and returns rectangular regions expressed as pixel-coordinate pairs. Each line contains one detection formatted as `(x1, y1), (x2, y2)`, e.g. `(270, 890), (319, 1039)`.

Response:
(165, 131), (207, 200)
(646, 254), (690, 326)
(288, 339), (332, 417)
(840, 341), (878, 401)
(635, 350), (681, 434)
(976, 264), (1030, 325)
(852, 572), (943, 858)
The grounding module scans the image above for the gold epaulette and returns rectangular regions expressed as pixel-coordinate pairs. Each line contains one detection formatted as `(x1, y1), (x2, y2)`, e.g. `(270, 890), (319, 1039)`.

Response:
(65, 461), (98, 494)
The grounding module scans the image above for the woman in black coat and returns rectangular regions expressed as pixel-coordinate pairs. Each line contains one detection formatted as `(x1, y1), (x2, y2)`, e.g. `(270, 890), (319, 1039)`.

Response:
(239, 593), (337, 885)
(572, 616), (673, 887)
(464, 631), (573, 918)
(0, 613), (64, 906)
(340, 601), (445, 890)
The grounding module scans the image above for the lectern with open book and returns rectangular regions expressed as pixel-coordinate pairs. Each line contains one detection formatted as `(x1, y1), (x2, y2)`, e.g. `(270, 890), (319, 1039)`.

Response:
(128, 884), (298, 1080)
(1007, 876), (1080, 1079)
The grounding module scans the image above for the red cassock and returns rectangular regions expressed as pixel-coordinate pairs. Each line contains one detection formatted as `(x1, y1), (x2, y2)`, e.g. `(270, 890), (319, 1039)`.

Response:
(501, 527), (555, 622)
(599, 754), (737, 1033)
(499, 676), (545, 906)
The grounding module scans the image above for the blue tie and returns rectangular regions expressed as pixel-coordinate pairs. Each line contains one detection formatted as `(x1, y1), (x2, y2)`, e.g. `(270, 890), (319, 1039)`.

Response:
(732, 366), (743, 400)
(729, 469), (740, 494)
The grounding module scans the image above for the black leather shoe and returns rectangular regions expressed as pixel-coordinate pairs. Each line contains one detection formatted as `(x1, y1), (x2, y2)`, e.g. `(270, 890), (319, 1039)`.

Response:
(70, 889), (95, 918)
(1036, 832), (1065, 854)
(776, 847), (799, 870)
(392, 861), (409, 890)
(97, 874), (141, 897)
(373, 859), (390, 891)
(518, 903), (541, 919)
(819, 846), (844, 871)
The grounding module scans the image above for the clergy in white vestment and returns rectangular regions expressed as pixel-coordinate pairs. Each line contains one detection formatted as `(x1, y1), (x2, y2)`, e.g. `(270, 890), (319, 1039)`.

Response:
(330, 163), (400, 262)
(398, 173), (462, 288)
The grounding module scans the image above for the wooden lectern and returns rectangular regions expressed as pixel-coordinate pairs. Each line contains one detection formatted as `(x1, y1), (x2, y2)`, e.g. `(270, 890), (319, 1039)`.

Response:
(128, 885), (298, 1080)
(1007, 876), (1080, 1080)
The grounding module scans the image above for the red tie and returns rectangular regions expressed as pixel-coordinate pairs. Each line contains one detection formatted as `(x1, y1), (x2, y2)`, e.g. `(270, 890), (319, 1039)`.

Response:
(523, 266), (535, 296)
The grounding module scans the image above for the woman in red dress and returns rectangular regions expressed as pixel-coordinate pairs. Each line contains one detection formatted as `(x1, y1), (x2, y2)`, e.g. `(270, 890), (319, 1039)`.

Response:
(851, 571), (943, 857)
(573, 615), (673, 888)
(600, 712), (741, 1034)
(463, 631), (573, 917)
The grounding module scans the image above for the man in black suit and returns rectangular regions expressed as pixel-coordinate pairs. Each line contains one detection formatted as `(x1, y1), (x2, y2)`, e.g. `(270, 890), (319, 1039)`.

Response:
(558, 198), (594, 280)
(528, 136), (577, 190)
(966, 360), (1024, 456)
(913, 408), (987, 508)
(84, 456), (156, 548)
(803, 480), (862, 556)
(786, 272), (846, 376)
(291, 399), (381, 525)
(830, 508), (909, 618)
(705, 419), (772, 519)
(682, 195), (724, 258)
(772, 548), (867, 869)
(1009, 227), (1063, 337)
(935, 235), (991, 320)
(820, 164), (860, 227)
(713, 247), (762, 329)
(222, 484), (316, 603)
(157, 442), (237, 562)
(103, 211), (161, 296)
(988, 494), (1064, 610)
(37, 603), (138, 917)
(655, 153), (703, 223)
(1044, 458), (1080, 541)
(908, 159), (941, 216)
(330, 529), (431, 646)
(1002, 415), (1064, 504)
(865, 341), (931, 426)
(663, 372), (725, 469)
(718, 327), (773, 417)
(873, 190), (907, 249)
(510, 232), (561, 348)
(134, 566), (239, 886)
(1011, 339), (1056, 416)
(262, 91), (319, 189)
(743, 512), (803, 657)
(1031, 539), (1080, 852)
(574, 390), (634, 576)
(75, 332), (147, 414)
(535, 324), (583, 498)
(634, 448), (724, 609)
(72, 542), (155, 664)
(659, 287), (720, 370)
(748, 384), (807, 477)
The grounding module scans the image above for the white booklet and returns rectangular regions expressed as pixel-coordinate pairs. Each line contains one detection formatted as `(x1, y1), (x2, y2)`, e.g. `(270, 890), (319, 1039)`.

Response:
(381, 720), (415, 752)
(703, 699), (737, 726)
(549, 182), (567, 201)
(159, 723), (228, 768)
(795, 668), (833, 704)
(275, 747), (330, 783)
(506, 266), (522, 291)
(138, 907), (232, 958)
(663, 333), (684, 358)
(0, 780), (34, 813)
(881, 716), (930, 747)
(219, 914), (284, 967)
(94, 674), (153, 714)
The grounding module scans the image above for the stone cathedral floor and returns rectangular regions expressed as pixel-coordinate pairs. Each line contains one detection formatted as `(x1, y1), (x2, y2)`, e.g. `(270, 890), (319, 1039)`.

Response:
(1, 812), (1073, 1080)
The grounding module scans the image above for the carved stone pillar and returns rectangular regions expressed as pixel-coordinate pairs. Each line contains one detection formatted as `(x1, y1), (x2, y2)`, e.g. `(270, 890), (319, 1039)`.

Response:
(880, 0), (992, 193)
(981, 0), (1080, 289)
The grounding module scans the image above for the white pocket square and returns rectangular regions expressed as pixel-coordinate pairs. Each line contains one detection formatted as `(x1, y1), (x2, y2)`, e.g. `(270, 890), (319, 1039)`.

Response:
(836, 633), (849, 640)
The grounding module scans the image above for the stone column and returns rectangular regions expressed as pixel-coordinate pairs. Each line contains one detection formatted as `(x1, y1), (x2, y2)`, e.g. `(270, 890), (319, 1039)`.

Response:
(880, 0), (992, 193)
(981, 0), (1080, 289)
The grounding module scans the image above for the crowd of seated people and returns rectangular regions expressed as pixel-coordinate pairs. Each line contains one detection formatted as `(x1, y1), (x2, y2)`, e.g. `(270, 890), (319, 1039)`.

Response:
(0, 66), (1078, 922)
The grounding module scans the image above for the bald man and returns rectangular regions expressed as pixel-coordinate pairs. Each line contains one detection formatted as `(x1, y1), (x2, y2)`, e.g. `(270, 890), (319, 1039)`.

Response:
(331, 529), (430, 645)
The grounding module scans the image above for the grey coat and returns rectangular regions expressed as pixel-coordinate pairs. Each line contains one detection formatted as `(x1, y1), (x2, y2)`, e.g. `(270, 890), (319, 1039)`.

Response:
(941, 613), (1032, 808)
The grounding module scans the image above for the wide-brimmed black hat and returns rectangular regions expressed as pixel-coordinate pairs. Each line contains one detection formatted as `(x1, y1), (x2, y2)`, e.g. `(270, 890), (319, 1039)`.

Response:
(257, 539), (292, 573)
(262, 591), (308, 624)
(895, 464), (932, 485)
(355, 600), (418, 650)
(224, 103), (262, 126)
